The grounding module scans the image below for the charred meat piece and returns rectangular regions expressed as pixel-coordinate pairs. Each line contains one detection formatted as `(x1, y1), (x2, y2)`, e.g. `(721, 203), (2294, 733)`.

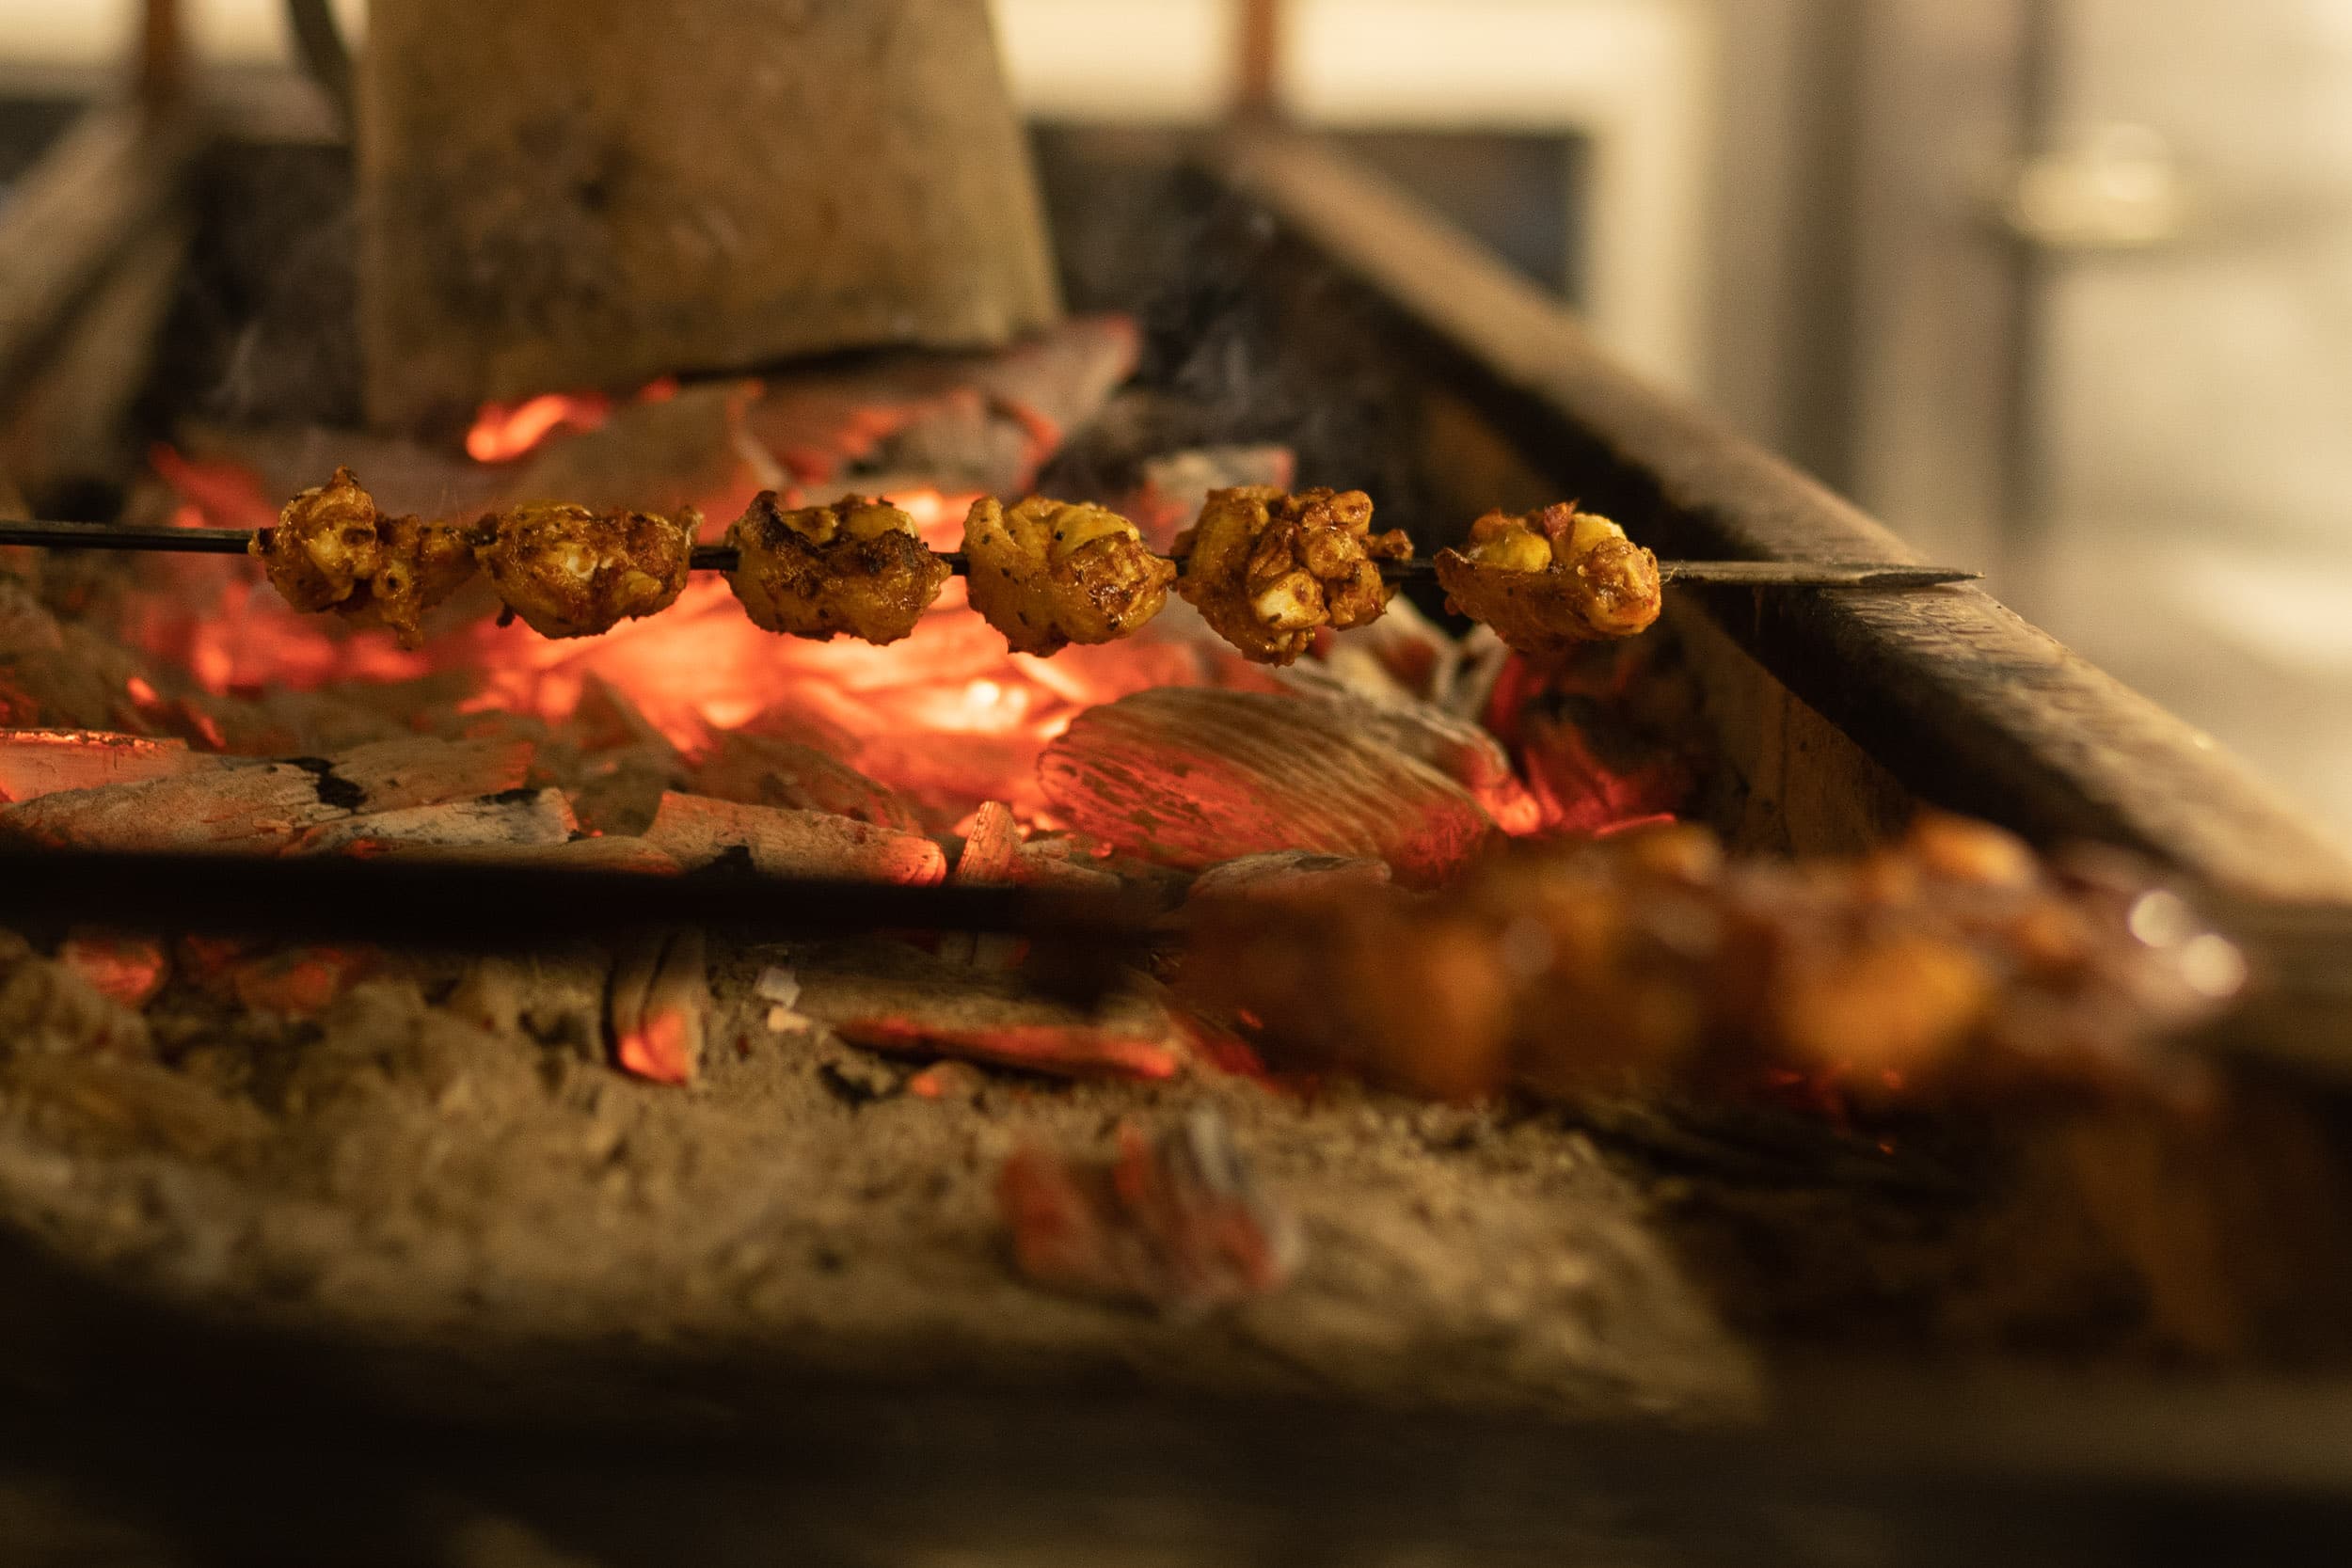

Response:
(724, 491), (950, 645)
(1172, 486), (1412, 665)
(962, 496), (1178, 656)
(1184, 814), (2243, 1107)
(249, 467), (479, 648)
(1433, 504), (1662, 657)
(474, 502), (696, 639)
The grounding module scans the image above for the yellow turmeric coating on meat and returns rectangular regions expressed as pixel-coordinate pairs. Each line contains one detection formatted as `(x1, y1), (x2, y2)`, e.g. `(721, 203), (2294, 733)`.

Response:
(1433, 503), (1661, 657)
(475, 501), (695, 640)
(723, 491), (949, 645)
(1171, 486), (1412, 665)
(962, 496), (1178, 656)
(250, 467), (480, 648)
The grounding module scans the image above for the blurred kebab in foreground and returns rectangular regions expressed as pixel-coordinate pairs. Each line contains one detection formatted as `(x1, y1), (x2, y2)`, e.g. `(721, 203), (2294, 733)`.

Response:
(1181, 814), (2246, 1107)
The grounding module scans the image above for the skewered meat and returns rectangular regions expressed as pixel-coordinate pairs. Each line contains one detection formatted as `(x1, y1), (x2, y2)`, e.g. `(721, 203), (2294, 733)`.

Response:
(1433, 504), (1661, 657)
(961, 496), (1177, 656)
(473, 502), (696, 640)
(1184, 814), (2243, 1106)
(249, 467), (478, 648)
(1172, 486), (1412, 665)
(724, 491), (949, 645)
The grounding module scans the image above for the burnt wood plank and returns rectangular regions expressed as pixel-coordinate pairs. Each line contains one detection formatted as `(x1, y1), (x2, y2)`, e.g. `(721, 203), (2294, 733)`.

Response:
(1215, 127), (2352, 907)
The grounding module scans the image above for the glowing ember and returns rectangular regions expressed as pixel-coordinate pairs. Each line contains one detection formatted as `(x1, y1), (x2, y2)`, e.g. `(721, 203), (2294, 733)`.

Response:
(617, 1008), (696, 1085)
(466, 391), (614, 463)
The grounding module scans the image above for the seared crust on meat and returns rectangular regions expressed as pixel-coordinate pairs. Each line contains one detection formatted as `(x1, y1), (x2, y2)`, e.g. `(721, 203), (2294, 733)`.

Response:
(962, 496), (1177, 656)
(1433, 503), (1661, 657)
(250, 467), (481, 647)
(1171, 486), (1411, 665)
(475, 501), (695, 639)
(724, 491), (949, 645)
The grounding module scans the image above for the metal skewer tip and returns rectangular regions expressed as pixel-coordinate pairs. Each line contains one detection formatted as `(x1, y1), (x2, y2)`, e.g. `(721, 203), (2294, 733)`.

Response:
(0, 519), (1979, 593)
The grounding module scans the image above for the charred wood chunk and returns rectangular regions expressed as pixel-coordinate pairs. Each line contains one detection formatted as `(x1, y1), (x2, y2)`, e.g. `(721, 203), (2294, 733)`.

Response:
(1039, 687), (1493, 886)
(997, 1109), (1301, 1312)
(642, 791), (946, 885)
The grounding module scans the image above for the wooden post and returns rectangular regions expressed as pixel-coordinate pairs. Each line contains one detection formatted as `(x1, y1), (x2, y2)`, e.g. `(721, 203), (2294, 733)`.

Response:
(358, 0), (1064, 433)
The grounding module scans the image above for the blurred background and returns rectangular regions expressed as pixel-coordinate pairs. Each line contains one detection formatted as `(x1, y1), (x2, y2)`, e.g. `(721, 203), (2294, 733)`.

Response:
(6, 0), (2350, 843)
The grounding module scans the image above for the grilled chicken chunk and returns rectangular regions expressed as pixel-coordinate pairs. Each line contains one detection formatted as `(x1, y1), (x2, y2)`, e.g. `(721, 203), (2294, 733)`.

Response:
(1171, 486), (1412, 665)
(724, 491), (950, 645)
(249, 467), (479, 648)
(962, 496), (1178, 656)
(474, 501), (695, 639)
(1433, 503), (1661, 657)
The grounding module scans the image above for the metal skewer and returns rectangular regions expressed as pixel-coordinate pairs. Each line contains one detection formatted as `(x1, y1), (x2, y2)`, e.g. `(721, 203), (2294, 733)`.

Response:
(0, 519), (1982, 591)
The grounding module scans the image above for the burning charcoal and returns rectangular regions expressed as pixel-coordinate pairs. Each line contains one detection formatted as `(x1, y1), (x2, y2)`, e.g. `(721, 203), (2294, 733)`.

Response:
(1038, 688), (1494, 886)
(643, 792), (946, 884)
(227, 944), (383, 1020)
(833, 1018), (1182, 1081)
(0, 736), (531, 852)
(1274, 667), (1542, 833)
(905, 1060), (987, 1101)
(1008, 840), (1127, 895)
(951, 800), (1022, 885)
(939, 800), (1026, 967)
(55, 928), (169, 1009)
(1173, 487), (1413, 665)
(0, 729), (215, 804)
(564, 746), (681, 837)
(291, 788), (578, 856)
(690, 731), (922, 834)
(505, 382), (763, 518)
(610, 927), (707, 1086)
(1311, 591), (1468, 709)
(996, 1108), (1302, 1312)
